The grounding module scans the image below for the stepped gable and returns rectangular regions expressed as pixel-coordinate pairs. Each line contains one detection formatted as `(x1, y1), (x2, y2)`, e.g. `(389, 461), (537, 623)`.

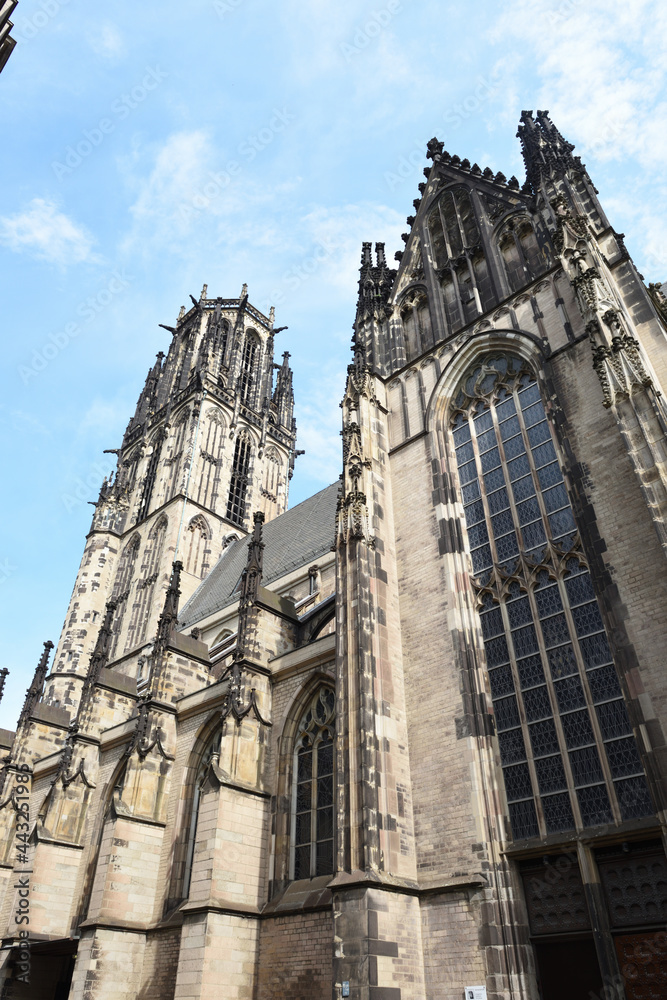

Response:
(178, 481), (339, 628)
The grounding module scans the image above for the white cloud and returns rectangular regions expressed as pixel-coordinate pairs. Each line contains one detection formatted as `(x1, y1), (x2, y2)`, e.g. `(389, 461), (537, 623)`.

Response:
(87, 22), (126, 60)
(0, 199), (99, 267)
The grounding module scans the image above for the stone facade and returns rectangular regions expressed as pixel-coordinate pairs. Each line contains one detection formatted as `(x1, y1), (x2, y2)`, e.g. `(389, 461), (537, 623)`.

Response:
(1, 112), (666, 1000)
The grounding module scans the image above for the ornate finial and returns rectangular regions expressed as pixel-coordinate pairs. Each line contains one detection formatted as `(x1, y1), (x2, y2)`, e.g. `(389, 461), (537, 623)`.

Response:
(178, 305), (186, 321)
(426, 137), (444, 160)
(77, 601), (117, 729)
(239, 513), (265, 607)
(241, 283), (248, 299)
(375, 243), (386, 268)
(361, 242), (373, 268)
(18, 641), (54, 729)
(269, 306), (275, 324)
(200, 283), (208, 300)
(0, 669), (9, 705)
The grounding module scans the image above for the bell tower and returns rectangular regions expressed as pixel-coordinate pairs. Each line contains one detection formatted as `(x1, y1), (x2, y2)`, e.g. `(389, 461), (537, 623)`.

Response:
(43, 285), (297, 715)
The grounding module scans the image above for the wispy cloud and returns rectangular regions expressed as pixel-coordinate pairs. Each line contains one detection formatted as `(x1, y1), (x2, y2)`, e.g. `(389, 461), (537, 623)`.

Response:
(0, 199), (100, 268)
(86, 22), (126, 61)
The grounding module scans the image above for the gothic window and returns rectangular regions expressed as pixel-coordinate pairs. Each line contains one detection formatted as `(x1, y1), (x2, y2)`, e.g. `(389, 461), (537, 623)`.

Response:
(498, 219), (545, 293)
(262, 447), (282, 503)
(239, 332), (260, 407)
(126, 515), (168, 651)
(183, 729), (222, 898)
(226, 432), (252, 527)
(138, 432), (164, 522)
(185, 515), (211, 580)
(165, 412), (189, 502)
(291, 687), (335, 880)
(109, 534), (140, 658)
(450, 354), (654, 842)
(399, 291), (432, 360)
(195, 408), (225, 510)
(427, 186), (494, 331)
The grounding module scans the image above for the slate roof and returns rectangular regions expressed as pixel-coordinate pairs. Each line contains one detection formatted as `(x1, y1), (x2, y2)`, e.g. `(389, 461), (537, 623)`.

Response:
(178, 482), (339, 629)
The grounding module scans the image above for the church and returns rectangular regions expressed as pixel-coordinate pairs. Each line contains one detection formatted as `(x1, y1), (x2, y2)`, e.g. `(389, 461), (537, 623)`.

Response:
(0, 110), (666, 1000)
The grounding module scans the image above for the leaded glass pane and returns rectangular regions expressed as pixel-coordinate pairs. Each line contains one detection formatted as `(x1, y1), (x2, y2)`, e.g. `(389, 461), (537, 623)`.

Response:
(456, 441), (474, 464)
(596, 700), (632, 740)
(542, 792), (575, 833)
(485, 635), (510, 667)
(527, 421), (551, 448)
(512, 475), (536, 502)
(535, 586), (563, 618)
(462, 480), (480, 503)
(453, 421), (470, 445)
(496, 532), (519, 561)
(459, 460), (477, 484)
(614, 776), (654, 821)
(517, 498), (541, 525)
(605, 738), (643, 779)
(468, 523), (489, 549)
(296, 782), (311, 812)
(543, 483), (569, 513)
(548, 644), (578, 678)
(465, 500), (484, 526)
(554, 675), (586, 713)
(561, 709), (595, 749)
(535, 755), (567, 794)
(580, 633), (613, 669)
(565, 572), (596, 607)
(485, 488), (509, 519)
(569, 745), (604, 786)
(523, 521), (546, 549)
(517, 655), (545, 689)
(495, 695), (520, 731)
(488, 665), (515, 698)
(473, 408), (493, 432)
(504, 435), (526, 459)
(537, 462), (563, 490)
(587, 665), (622, 703)
(576, 784), (613, 826)
(518, 382), (541, 406)
(477, 428), (496, 453)
(491, 510), (514, 537)
(294, 845), (310, 880)
(484, 467), (505, 492)
(496, 396), (516, 419)
(499, 728), (527, 764)
(471, 546), (492, 573)
(315, 840), (333, 876)
(293, 689), (335, 880)
(500, 415), (521, 440)
(512, 624), (539, 658)
(523, 686), (552, 722)
(504, 763), (533, 801)
(549, 508), (577, 538)
(509, 799), (539, 840)
(540, 613), (570, 648)
(480, 606), (503, 638)
(571, 602), (604, 637)
(508, 454), (531, 481)
(522, 401), (545, 427)
(532, 441), (557, 468)
(529, 719), (559, 758)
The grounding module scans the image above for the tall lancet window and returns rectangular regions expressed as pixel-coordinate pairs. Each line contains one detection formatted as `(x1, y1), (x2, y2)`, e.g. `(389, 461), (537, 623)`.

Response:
(109, 535), (140, 658)
(291, 687), (335, 880)
(239, 332), (259, 407)
(226, 433), (251, 526)
(185, 515), (211, 580)
(183, 729), (222, 898)
(165, 412), (189, 502)
(450, 354), (654, 842)
(195, 409), (225, 510)
(127, 515), (168, 650)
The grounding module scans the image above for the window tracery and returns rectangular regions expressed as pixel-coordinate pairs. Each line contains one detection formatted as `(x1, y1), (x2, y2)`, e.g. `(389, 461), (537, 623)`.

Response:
(165, 412), (189, 503)
(291, 687), (335, 880)
(497, 218), (546, 293)
(126, 515), (168, 651)
(239, 332), (260, 407)
(195, 408), (225, 510)
(226, 432), (252, 526)
(185, 515), (211, 580)
(450, 353), (653, 841)
(109, 534), (140, 658)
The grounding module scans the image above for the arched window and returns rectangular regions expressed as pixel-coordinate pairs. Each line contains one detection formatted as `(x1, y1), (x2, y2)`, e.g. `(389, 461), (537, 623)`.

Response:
(291, 687), (335, 880)
(196, 408), (225, 510)
(165, 412), (189, 502)
(427, 186), (493, 331)
(498, 219), (545, 293)
(110, 535), (140, 658)
(185, 515), (211, 579)
(226, 433), (252, 526)
(399, 291), (431, 360)
(262, 447), (282, 503)
(450, 354), (654, 841)
(183, 729), (222, 898)
(138, 432), (164, 522)
(239, 332), (260, 407)
(126, 515), (168, 650)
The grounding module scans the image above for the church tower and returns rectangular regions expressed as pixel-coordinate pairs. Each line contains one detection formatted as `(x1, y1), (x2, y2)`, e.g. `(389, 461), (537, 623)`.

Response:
(43, 285), (297, 720)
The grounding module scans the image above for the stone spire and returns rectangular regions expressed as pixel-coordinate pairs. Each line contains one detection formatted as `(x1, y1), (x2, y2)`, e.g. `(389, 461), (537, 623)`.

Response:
(155, 561), (183, 651)
(517, 109), (582, 195)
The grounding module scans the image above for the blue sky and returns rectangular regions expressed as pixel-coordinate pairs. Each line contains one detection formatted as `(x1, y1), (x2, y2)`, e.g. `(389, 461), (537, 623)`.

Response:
(1, 0), (666, 727)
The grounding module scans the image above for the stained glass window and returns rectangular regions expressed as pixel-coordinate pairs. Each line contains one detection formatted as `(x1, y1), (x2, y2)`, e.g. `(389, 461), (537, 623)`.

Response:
(451, 354), (654, 841)
(292, 687), (336, 880)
